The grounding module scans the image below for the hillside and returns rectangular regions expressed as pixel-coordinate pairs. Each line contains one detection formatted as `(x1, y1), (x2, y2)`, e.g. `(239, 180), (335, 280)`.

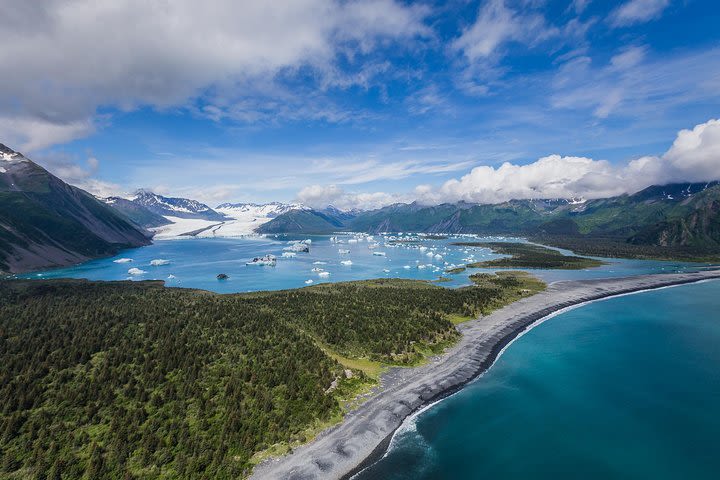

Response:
(255, 208), (345, 234)
(0, 144), (151, 273)
(0, 275), (539, 477)
(103, 196), (172, 229)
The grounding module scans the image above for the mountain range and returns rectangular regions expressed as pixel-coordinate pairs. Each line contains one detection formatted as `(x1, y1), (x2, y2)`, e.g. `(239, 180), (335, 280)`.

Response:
(258, 182), (720, 254)
(2, 140), (719, 273)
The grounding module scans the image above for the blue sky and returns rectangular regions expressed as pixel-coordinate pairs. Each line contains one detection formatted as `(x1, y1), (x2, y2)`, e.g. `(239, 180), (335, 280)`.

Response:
(2, 0), (720, 208)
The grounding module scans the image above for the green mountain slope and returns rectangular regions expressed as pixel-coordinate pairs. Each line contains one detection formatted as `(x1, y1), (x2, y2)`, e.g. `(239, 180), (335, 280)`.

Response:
(255, 209), (345, 234)
(0, 143), (151, 273)
(103, 196), (172, 229)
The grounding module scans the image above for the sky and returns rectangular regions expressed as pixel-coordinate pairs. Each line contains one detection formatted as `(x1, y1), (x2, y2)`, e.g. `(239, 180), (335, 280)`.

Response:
(1, 0), (720, 209)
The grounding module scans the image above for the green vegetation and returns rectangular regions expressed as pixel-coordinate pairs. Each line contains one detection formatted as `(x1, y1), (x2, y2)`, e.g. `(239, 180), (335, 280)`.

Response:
(445, 266), (466, 274)
(448, 271), (546, 325)
(458, 242), (605, 270)
(0, 274), (543, 478)
(533, 235), (720, 262)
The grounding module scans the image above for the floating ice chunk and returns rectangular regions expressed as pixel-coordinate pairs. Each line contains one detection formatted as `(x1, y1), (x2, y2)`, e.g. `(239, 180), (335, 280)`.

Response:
(417, 265), (426, 269)
(348, 239), (358, 244)
(282, 252), (297, 258)
(318, 271), (331, 278)
(128, 268), (146, 275)
(372, 251), (386, 256)
(338, 249), (350, 254)
(311, 267), (325, 272)
(426, 252), (434, 257)
(150, 259), (170, 266)
(284, 243), (309, 252)
(167, 274), (176, 279)
(305, 279), (314, 284)
(341, 260), (353, 266)
(114, 258), (133, 263)
(383, 269), (390, 273)
(313, 261), (327, 265)
(434, 254), (443, 260)
(403, 265), (411, 269)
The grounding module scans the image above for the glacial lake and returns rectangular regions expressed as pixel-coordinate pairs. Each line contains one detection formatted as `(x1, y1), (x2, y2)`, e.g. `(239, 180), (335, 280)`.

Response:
(22, 234), (710, 292)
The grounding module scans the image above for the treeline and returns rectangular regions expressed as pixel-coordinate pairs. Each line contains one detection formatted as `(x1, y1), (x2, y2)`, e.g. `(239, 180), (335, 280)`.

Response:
(0, 275), (538, 478)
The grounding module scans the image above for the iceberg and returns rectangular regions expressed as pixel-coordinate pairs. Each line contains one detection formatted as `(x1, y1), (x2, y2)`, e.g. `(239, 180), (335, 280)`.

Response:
(311, 267), (325, 272)
(282, 252), (297, 258)
(372, 251), (386, 256)
(318, 271), (331, 278)
(246, 254), (277, 266)
(383, 269), (390, 273)
(313, 261), (327, 265)
(128, 268), (147, 275)
(341, 260), (353, 266)
(284, 243), (309, 252)
(167, 274), (176, 279)
(150, 259), (170, 266)
(338, 249), (350, 254)
(113, 258), (133, 263)
(305, 279), (314, 284)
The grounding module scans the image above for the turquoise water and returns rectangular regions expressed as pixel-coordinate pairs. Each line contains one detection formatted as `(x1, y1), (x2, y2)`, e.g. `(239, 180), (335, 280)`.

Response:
(355, 280), (720, 480)
(21, 235), (708, 292)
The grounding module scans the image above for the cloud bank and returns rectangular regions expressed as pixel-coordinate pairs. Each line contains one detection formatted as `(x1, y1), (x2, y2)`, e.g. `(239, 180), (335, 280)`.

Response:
(0, 0), (428, 150)
(300, 118), (720, 209)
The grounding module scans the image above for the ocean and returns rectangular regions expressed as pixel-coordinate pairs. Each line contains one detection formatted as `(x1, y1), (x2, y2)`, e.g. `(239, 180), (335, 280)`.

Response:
(355, 280), (720, 480)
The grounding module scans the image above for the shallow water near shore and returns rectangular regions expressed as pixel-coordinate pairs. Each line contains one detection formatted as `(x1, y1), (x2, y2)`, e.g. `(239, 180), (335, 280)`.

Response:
(355, 280), (720, 480)
(21, 234), (707, 292)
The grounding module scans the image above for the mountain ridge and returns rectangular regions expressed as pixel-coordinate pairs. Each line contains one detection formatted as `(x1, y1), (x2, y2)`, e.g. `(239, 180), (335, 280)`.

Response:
(0, 143), (151, 273)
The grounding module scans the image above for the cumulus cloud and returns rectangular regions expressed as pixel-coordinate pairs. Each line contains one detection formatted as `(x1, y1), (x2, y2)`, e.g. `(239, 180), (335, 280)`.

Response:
(609, 0), (671, 27)
(416, 118), (720, 205)
(0, 0), (429, 150)
(297, 119), (720, 210)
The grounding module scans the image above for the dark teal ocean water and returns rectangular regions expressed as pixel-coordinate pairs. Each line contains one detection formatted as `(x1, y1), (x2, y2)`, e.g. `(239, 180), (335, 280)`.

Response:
(356, 280), (720, 480)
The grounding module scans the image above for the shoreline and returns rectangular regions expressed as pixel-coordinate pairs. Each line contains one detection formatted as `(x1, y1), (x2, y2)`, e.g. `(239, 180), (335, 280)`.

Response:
(251, 270), (720, 480)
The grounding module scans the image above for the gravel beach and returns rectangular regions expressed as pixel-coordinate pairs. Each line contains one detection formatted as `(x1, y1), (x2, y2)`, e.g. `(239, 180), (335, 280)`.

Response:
(251, 270), (720, 480)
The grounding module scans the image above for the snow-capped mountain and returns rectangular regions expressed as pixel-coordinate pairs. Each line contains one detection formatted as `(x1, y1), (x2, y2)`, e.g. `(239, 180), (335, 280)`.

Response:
(132, 190), (226, 221)
(216, 201), (307, 218)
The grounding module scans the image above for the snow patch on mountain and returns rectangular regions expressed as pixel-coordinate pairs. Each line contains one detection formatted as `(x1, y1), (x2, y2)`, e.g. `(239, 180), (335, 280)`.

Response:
(200, 202), (308, 237)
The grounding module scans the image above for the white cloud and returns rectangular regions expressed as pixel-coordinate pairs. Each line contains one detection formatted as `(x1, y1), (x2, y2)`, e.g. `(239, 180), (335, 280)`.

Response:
(452, 0), (557, 61)
(293, 118), (720, 210)
(297, 184), (405, 210)
(661, 119), (720, 182)
(0, 0), (429, 150)
(414, 118), (720, 205)
(609, 0), (670, 27)
(570, 0), (592, 14)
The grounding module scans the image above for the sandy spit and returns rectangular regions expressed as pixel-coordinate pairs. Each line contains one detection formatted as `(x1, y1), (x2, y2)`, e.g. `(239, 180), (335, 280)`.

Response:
(251, 270), (720, 480)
